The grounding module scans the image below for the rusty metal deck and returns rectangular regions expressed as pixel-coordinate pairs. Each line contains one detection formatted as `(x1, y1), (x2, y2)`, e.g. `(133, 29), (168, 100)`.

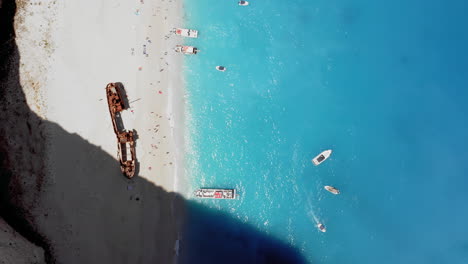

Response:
(106, 83), (136, 178)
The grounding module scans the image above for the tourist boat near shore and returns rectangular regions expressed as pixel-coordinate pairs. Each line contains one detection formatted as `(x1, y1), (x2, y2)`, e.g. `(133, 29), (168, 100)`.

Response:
(194, 188), (236, 199)
(311, 149), (332, 166)
(174, 45), (198, 55)
(174, 28), (198, 38)
(317, 223), (326, 232)
(238, 1), (249, 6)
(106, 82), (137, 179)
(324, 185), (340, 195)
(216, 66), (226, 72)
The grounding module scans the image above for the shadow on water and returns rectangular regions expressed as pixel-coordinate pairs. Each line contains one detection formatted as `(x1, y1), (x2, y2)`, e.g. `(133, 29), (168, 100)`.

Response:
(0, 1), (307, 263)
(181, 202), (307, 264)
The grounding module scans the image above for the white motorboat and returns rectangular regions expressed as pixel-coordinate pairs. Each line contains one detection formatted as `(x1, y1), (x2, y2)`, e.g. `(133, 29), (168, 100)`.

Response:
(216, 66), (226, 72)
(194, 188), (236, 199)
(238, 1), (249, 6)
(174, 45), (198, 55)
(174, 28), (198, 38)
(324, 185), (340, 195)
(317, 223), (326, 233)
(311, 149), (332, 166)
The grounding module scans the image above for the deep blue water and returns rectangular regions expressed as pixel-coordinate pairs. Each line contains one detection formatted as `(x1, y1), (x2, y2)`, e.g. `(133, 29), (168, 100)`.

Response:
(181, 0), (468, 263)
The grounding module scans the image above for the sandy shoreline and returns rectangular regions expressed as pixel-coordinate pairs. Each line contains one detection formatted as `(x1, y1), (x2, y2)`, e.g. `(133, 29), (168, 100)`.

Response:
(11, 0), (187, 262)
(32, 0), (186, 194)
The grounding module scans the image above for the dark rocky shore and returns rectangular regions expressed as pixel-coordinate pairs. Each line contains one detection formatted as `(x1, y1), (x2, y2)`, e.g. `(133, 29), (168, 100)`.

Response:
(0, 0), (50, 262)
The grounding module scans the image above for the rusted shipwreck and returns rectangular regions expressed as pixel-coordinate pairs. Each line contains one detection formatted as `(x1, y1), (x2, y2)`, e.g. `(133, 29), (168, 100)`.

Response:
(106, 83), (136, 178)
(117, 131), (136, 178)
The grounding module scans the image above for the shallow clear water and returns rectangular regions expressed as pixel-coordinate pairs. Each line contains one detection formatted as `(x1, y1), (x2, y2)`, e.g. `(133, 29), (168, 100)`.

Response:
(182, 0), (468, 263)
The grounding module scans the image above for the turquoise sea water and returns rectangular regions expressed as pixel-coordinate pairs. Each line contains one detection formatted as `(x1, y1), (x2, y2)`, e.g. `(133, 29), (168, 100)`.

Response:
(181, 0), (468, 263)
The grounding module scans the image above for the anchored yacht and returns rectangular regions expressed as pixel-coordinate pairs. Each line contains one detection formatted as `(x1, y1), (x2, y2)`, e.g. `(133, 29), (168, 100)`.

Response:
(312, 149), (332, 166)
(174, 28), (198, 38)
(324, 185), (340, 195)
(317, 223), (326, 232)
(194, 188), (236, 199)
(216, 66), (226, 72)
(174, 45), (198, 55)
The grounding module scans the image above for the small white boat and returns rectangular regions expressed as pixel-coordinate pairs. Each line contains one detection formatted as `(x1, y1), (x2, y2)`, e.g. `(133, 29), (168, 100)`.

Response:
(317, 223), (326, 233)
(216, 66), (226, 72)
(238, 1), (249, 6)
(311, 149), (332, 166)
(324, 185), (340, 195)
(174, 28), (198, 38)
(174, 45), (198, 55)
(194, 188), (236, 199)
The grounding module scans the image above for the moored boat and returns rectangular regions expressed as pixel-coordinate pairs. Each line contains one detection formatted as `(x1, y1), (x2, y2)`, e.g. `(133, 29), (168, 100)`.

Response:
(194, 188), (236, 199)
(317, 223), (326, 232)
(174, 28), (198, 38)
(238, 1), (249, 6)
(216, 66), (226, 72)
(324, 185), (340, 194)
(311, 149), (332, 166)
(174, 45), (198, 55)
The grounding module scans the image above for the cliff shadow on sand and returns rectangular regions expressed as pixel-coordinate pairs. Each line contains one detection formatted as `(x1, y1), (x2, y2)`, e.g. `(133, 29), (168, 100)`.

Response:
(0, 1), (307, 263)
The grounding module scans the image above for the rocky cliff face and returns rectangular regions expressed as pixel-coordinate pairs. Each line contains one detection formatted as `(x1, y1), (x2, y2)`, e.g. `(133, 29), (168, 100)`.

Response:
(0, 0), (50, 262)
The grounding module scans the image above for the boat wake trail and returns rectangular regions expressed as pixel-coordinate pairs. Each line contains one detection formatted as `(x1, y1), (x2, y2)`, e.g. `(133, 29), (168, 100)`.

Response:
(306, 195), (320, 226)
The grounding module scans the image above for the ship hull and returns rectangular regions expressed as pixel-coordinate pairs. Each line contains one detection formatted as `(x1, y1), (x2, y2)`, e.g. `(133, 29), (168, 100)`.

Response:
(194, 188), (236, 199)
(106, 83), (137, 179)
(312, 149), (332, 166)
(324, 185), (340, 194)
